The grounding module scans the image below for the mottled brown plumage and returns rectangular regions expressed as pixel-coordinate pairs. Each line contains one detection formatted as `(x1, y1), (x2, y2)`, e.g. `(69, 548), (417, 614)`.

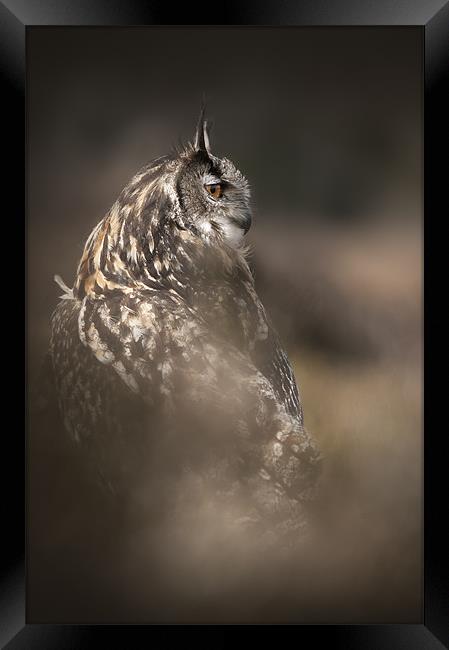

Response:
(49, 115), (322, 545)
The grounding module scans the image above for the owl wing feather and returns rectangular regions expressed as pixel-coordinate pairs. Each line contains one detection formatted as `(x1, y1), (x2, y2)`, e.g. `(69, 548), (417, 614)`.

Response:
(252, 322), (304, 424)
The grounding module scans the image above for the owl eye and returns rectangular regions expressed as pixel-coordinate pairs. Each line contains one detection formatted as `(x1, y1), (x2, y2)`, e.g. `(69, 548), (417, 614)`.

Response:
(205, 183), (223, 200)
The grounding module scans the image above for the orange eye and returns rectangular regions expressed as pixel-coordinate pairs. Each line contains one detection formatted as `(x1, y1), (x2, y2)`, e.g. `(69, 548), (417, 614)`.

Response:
(205, 183), (223, 200)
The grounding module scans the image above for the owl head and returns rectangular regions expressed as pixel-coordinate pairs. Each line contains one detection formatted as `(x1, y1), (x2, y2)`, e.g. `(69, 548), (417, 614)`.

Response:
(73, 111), (252, 298)
(175, 109), (252, 248)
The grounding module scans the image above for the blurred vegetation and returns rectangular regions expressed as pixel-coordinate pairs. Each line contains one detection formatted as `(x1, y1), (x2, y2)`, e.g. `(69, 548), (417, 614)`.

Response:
(248, 219), (422, 621)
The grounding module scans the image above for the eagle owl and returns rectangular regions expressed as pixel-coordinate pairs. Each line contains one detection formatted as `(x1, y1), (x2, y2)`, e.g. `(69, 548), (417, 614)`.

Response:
(49, 112), (322, 548)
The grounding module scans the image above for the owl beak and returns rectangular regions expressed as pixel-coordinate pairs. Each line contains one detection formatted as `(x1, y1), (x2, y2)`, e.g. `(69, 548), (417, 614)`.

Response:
(242, 213), (252, 234)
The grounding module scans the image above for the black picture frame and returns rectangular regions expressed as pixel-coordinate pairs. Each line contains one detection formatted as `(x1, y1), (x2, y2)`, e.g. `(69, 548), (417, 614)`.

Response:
(5, 0), (448, 647)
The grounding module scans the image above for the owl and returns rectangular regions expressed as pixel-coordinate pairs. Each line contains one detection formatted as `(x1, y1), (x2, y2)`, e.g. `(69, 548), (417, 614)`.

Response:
(48, 111), (322, 548)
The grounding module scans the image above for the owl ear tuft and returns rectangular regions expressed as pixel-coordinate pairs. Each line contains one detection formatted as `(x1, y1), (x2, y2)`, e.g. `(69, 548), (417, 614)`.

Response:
(194, 105), (212, 156)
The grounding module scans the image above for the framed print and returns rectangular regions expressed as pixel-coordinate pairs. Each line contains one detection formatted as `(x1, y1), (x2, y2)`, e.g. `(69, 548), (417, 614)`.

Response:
(2, 0), (448, 647)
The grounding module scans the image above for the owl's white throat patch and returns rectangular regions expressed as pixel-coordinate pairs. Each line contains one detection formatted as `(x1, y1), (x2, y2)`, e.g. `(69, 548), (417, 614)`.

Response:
(216, 217), (245, 248)
(199, 218), (245, 249)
